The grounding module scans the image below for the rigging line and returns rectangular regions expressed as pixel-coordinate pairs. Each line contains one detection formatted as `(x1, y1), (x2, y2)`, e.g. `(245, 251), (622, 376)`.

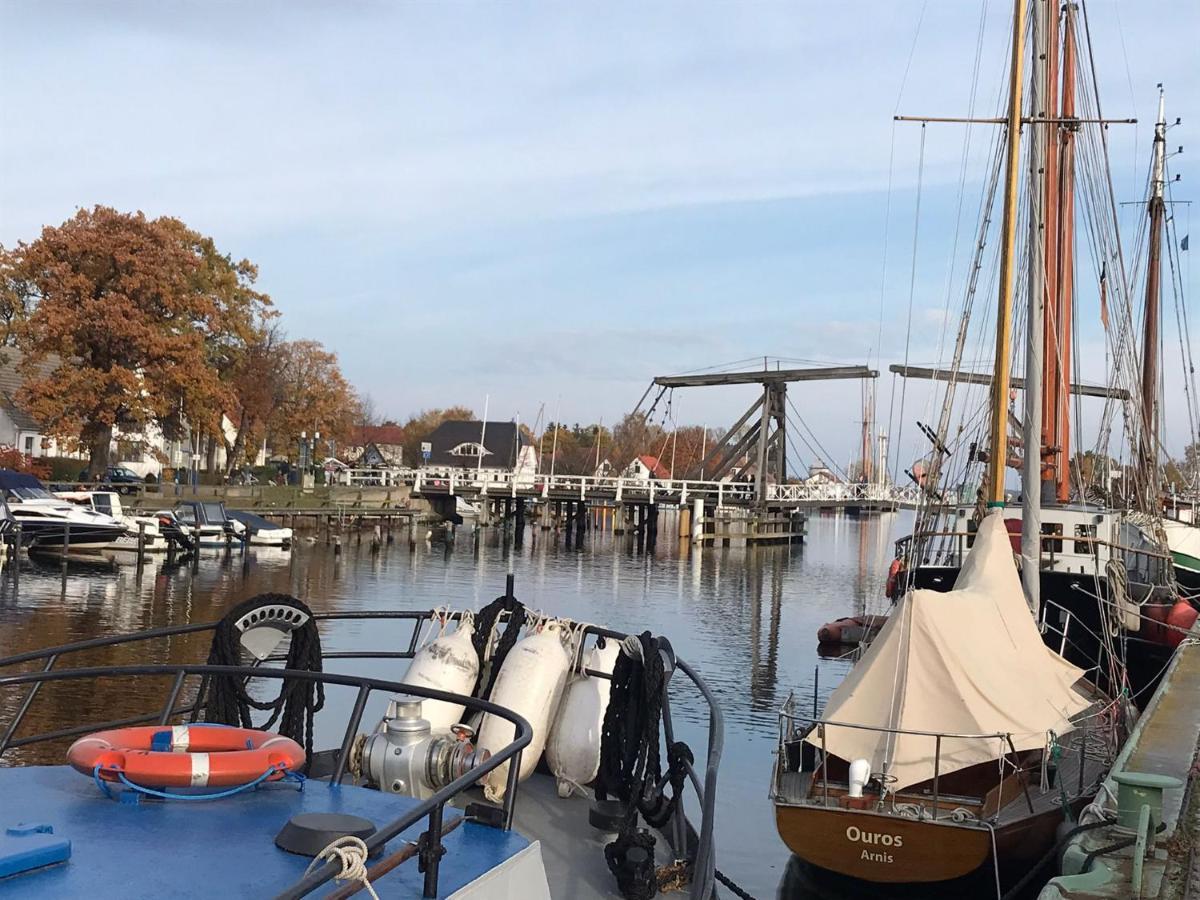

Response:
(784, 393), (849, 481)
(1108, 0), (1140, 194)
(877, 0), (928, 472)
(892, 124), (928, 486)
(1165, 166), (1200, 450)
(932, 0), (992, 371)
(879, 123), (900, 469)
(1080, 1), (1147, 490)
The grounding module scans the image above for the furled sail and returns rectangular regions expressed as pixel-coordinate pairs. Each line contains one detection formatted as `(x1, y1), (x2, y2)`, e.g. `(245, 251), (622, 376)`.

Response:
(808, 512), (1090, 791)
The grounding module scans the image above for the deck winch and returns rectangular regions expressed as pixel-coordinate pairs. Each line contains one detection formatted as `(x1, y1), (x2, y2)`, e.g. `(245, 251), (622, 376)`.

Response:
(357, 696), (488, 800)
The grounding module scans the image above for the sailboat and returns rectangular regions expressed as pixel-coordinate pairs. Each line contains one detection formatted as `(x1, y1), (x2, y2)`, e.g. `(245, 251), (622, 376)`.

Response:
(773, 515), (1112, 883)
(890, 3), (1187, 696)
(773, 0), (1129, 885)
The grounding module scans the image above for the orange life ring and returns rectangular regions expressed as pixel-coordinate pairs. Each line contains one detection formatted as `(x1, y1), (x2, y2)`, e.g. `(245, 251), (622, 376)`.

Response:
(67, 725), (304, 788)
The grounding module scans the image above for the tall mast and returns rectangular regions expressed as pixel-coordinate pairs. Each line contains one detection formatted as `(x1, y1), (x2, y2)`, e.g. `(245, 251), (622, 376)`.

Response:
(1053, 6), (1078, 503)
(1040, 2), (1061, 500)
(986, 0), (1029, 507)
(1140, 88), (1167, 477)
(1022, 0), (1048, 610)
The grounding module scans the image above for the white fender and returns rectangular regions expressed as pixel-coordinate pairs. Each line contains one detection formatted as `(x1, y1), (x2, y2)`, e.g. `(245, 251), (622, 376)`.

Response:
(399, 618), (479, 734)
(478, 622), (571, 802)
(545, 637), (620, 798)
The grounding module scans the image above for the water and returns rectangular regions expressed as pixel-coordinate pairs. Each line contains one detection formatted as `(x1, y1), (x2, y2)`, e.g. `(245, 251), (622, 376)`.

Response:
(0, 511), (909, 898)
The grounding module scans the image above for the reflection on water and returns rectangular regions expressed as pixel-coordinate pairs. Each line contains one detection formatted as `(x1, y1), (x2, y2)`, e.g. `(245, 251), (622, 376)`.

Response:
(0, 511), (910, 899)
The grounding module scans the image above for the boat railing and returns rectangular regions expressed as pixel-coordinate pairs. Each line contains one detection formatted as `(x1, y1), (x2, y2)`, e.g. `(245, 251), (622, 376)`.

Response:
(0, 663), (531, 899)
(0, 608), (723, 900)
(896, 528), (1172, 578)
(775, 700), (1024, 824)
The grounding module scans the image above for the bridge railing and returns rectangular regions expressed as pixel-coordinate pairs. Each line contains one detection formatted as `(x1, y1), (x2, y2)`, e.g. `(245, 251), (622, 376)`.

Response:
(766, 481), (923, 505)
(399, 466), (920, 507)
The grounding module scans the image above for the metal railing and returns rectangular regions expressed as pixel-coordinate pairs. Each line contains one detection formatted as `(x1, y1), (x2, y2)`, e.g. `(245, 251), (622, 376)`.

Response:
(896, 527), (1172, 584)
(773, 698), (1030, 825)
(0, 609), (723, 900)
(403, 465), (925, 508)
(0, 663), (531, 899)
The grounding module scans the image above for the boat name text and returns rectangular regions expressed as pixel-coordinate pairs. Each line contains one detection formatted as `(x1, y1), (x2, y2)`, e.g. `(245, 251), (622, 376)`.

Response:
(845, 826), (902, 849)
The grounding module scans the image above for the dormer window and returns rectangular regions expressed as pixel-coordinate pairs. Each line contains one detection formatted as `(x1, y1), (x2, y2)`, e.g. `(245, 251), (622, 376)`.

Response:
(449, 442), (488, 458)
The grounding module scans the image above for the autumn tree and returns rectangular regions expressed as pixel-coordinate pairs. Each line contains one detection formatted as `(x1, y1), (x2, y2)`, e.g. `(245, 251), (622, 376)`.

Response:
(266, 339), (359, 459)
(221, 321), (286, 473)
(11, 207), (271, 476)
(0, 245), (33, 345)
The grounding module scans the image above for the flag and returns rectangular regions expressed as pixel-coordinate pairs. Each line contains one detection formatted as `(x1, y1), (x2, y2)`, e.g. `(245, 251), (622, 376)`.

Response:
(1183, 234), (1190, 251)
(1099, 262), (1109, 330)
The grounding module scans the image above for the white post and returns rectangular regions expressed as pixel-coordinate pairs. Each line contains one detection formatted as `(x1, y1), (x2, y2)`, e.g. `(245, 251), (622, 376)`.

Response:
(692, 496), (704, 545)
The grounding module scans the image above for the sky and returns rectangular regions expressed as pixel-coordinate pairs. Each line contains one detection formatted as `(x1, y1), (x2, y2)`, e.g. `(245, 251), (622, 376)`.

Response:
(1, 1), (1197, 475)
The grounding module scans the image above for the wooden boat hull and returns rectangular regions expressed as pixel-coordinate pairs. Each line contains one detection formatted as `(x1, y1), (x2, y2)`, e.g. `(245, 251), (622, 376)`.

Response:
(775, 804), (989, 883)
(775, 799), (1077, 885)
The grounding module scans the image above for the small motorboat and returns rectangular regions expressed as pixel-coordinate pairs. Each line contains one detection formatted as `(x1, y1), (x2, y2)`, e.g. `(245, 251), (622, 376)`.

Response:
(159, 499), (246, 547)
(55, 490), (168, 552)
(225, 509), (292, 547)
(0, 469), (128, 552)
(816, 615), (889, 645)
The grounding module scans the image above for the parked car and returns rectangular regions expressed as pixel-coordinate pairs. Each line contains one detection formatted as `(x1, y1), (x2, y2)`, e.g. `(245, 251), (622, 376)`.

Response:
(76, 466), (144, 493)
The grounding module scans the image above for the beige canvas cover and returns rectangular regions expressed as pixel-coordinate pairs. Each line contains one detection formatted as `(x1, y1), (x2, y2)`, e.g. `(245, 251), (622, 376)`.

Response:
(807, 512), (1090, 791)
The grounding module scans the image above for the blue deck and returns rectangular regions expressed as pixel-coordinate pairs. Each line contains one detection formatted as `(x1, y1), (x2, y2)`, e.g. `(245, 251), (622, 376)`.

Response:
(0, 766), (529, 897)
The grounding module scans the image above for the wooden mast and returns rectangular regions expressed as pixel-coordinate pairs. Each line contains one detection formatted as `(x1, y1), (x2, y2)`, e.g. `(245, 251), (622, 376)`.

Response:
(987, 0), (1028, 507)
(1040, 2), (1061, 498)
(1054, 6), (1077, 503)
(1140, 88), (1167, 474)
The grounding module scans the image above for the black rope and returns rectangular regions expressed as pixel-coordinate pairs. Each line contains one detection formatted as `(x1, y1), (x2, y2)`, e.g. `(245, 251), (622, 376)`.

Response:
(470, 594), (527, 699)
(714, 868), (757, 900)
(596, 633), (694, 900)
(202, 593), (325, 762)
(603, 829), (658, 900)
(999, 816), (1115, 900)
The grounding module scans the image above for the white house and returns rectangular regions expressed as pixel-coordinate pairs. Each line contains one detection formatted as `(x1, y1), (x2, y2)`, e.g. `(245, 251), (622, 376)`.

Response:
(623, 455), (671, 480)
(0, 348), (263, 477)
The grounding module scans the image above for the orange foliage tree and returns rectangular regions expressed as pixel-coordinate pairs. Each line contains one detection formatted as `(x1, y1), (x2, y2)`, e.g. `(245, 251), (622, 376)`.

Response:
(10, 207), (272, 477)
(264, 339), (359, 461)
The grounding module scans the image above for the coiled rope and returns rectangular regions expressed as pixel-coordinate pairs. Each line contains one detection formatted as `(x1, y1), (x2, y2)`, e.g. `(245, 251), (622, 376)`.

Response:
(596, 633), (695, 899)
(304, 836), (379, 900)
(202, 593), (325, 762)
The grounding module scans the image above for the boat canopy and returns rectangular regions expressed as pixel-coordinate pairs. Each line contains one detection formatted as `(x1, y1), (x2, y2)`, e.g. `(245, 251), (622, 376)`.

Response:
(808, 512), (1090, 791)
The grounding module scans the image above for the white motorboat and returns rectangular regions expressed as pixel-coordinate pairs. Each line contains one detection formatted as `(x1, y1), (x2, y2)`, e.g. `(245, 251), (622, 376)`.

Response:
(225, 509), (292, 547)
(0, 469), (127, 551)
(56, 490), (169, 552)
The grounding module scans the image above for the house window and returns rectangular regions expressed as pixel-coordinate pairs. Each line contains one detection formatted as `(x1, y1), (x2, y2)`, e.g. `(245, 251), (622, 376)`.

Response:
(23, 436), (33, 456)
(449, 442), (487, 458)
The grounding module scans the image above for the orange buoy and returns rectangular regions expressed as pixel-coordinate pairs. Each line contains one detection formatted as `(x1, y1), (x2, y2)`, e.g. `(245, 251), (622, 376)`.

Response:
(1165, 600), (1198, 649)
(885, 558), (904, 599)
(67, 725), (304, 788)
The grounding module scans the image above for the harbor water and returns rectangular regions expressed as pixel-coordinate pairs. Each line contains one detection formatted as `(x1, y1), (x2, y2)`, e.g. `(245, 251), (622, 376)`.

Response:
(0, 510), (910, 898)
